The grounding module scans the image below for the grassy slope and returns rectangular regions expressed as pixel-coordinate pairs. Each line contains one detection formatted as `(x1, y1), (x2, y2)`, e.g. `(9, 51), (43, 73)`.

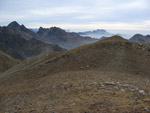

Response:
(0, 36), (150, 112)
(0, 50), (19, 74)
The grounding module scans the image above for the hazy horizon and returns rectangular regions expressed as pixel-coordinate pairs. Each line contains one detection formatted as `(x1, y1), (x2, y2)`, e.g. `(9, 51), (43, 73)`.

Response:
(1, 20), (149, 39)
(0, 0), (150, 32)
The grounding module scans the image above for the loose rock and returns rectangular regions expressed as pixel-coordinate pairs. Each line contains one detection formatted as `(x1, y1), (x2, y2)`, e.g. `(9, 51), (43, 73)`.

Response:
(144, 107), (149, 111)
(139, 90), (146, 95)
(120, 89), (126, 92)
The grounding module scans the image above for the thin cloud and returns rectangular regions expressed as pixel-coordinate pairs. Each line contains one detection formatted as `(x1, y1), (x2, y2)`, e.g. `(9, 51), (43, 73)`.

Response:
(0, 0), (149, 31)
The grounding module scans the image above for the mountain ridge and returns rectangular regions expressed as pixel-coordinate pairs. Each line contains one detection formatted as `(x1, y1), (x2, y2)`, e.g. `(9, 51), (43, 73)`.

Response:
(7, 21), (36, 40)
(1, 35), (150, 76)
(129, 34), (150, 43)
(37, 26), (98, 49)
(0, 23), (65, 60)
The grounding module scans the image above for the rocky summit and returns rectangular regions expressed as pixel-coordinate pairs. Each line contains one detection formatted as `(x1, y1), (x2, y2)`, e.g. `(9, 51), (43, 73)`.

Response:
(7, 21), (36, 40)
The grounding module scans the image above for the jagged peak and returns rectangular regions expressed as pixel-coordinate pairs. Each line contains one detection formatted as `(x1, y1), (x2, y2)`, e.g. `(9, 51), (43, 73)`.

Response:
(38, 26), (66, 35)
(49, 26), (65, 31)
(21, 24), (25, 28)
(39, 26), (44, 30)
(7, 21), (20, 28)
(49, 27), (66, 33)
(38, 26), (63, 31)
(37, 27), (48, 34)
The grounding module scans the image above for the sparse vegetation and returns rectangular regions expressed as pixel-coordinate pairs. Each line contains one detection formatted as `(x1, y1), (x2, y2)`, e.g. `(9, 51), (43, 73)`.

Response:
(0, 50), (19, 74)
(0, 36), (150, 112)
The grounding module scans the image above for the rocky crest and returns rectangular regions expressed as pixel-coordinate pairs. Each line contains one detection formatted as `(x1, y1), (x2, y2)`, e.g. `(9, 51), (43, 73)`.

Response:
(129, 34), (150, 43)
(37, 27), (98, 49)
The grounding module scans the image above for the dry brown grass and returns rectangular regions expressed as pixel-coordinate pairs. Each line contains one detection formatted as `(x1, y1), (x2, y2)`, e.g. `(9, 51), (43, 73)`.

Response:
(0, 36), (150, 112)
(0, 50), (19, 74)
(0, 70), (150, 112)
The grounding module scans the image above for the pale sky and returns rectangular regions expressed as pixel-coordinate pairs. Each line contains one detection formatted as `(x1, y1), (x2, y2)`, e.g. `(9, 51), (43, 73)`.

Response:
(0, 0), (150, 31)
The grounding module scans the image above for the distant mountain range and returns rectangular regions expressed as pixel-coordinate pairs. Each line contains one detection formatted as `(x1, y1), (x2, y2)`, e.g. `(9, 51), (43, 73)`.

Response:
(77, 29), (127, 39)
(78, 29), (150, 43)
(129, 34), (150, 43)
(0, 21), (149, 73)
(0, 21), (65, 61)
(0, 21), (98, 72)
(36, 27), (98, 49)
(78, 29), (112, 38)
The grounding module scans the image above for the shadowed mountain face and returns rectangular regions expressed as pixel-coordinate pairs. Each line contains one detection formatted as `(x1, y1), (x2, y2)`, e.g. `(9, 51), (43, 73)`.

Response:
(0, 36), (150, 112)
(7, 21), (36, 40)
(0, 24), (65, 60)
(0, 42), (24, 60)
(129, 34), (150, 43)
(0, 21), (98, 61)
(37, 27), (98, 49)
